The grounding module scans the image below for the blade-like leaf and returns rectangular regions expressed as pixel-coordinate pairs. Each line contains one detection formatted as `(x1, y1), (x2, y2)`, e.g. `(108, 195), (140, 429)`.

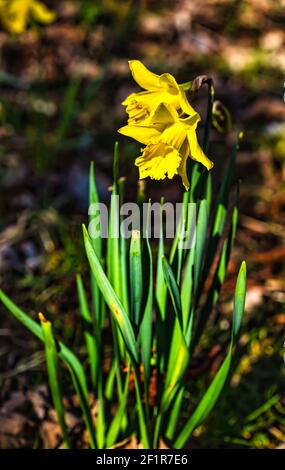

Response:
(194, 199), (208, 293)
(174, 261), (246, 448)
(162, 256), (183, 331)
(233, 260), (247, 338)
(153, 319), (189, 447)
(39, 313), (71, 449)
(118, 177), (130, 316)
(76, 274), (98, 389)
(130, 230), (143, 326)
(193, 205), (238, 347)
(0, 290), (96, 448)
(181, 247), (195, 335)
(89, 161), (103, 328)
(174, 344), (232, 448)
(139, 201), (153, 386)
(199, 134), (242, 294)
(83, 225), (138, 363)
(155, 198), (167, 319)
(106, 370), (130, 448)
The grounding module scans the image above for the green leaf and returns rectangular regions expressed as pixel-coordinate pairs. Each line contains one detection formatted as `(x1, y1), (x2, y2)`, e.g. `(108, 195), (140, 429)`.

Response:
(155, 198), (167, 319)
(118, 177), (130, 316)
(130, 230), (143, 326)
(107, 190), (121, 298)
(189, 162), (203, 203)
(181, 247), (195, 335)
(39, 313), (71, 449)
(165, 387), (184, 440)
(106, 371), (130, 448)
(174, 344), (232, 448)
(194, 205), (238, 347)
(154, 319), (189, 446)
(174, 260), (246, 448)
(169, 191), (189, 283)
(76, 274), (98, 389)
(233, 261), (247, 338)
(113, 141), (119, 193)
(162, 321), (189, 411)
(194, 199), (208, 293)
(162, 256), (183, 331)
(200, 134), (241, 292)
(83, 225), (138, 363)
(89, 161), (103, 327)
(0, 290), (96, 449)
(139, 201), (153, 386)
(89, 161), (102, 259)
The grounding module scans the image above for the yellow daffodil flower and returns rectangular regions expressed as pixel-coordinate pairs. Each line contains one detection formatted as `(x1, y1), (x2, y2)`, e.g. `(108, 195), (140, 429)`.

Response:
(123, 60), (195, 125)
(118, 103), (213, 190)
(0, 0), (56, 35)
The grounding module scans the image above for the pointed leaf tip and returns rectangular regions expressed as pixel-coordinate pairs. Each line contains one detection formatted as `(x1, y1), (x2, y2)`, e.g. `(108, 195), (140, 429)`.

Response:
(38, 312), (47, 323)
(233, 260), (247, 338)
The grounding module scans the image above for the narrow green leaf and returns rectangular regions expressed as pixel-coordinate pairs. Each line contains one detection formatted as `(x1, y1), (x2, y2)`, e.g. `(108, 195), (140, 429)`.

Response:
(233, 261), (247, 338)
(154, 320), (189, 446)
(134, 368), (151, 448)
(83, 225), (138, 363)
(113, 141), (119, 193)
(169, 191), (189, 280)
(39, 313), (71, 449)
(0, 290), (97, 449)
(76, 274), (98, 389)
(162, 256), (183, 331)
(106, 370), (130, 448)
(89, 161), (103, 328)
(107, 190), (121, 298)
(200, 134), (242, 292)
(194, 205), (238, 347)
(162, 321), (189, 411)
(139, 201), (153, 386)
(118, 177), (130, 316)
(96, 374), (106, 448)
(194, 199), (208, 293)
(181, 247), (195, 334)
(165, 387), (184, 440)
(189, 163), (203, 203)
(104, 359), (116, 401)
(174, 260), (246, 448)
(155, 198), (167, 319)
(174, 345), (232, 448)
(130, 230), (143, 326)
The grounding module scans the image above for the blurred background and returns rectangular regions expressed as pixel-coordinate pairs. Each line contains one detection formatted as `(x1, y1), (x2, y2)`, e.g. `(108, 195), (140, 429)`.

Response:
(0, 0), (285, 448)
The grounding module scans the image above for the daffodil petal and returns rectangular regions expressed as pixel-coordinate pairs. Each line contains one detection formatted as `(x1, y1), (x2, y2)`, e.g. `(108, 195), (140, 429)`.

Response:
(128, 60), (161, 91)
(118, 124), (161, 145)
(150, 103), (177, 127)
(122, 91), (153, 106)
(180, 112), (201, 128)
(179, 89), (197, 117)
(159, 73), (180, 94)
(187, 129), (214, 170)
(30, 1), (56, 23)
(5, 0), (29, 34)
(178, 140), (190, 191)
(159, 122), (186, 149)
